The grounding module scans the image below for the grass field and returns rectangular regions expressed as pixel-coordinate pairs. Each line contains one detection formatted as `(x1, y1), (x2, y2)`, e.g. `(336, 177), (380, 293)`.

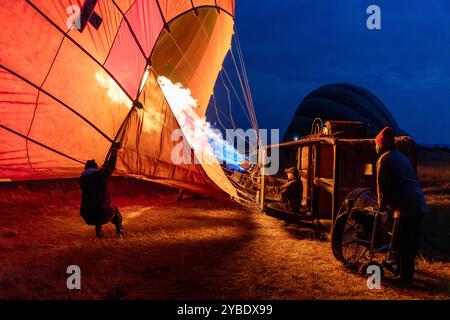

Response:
(417, 147), (450, 262)
(0, 149), (449, 300)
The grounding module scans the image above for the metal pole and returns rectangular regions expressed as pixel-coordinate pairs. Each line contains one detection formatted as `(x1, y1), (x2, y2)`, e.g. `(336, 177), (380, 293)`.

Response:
(259, 147), (266, 210)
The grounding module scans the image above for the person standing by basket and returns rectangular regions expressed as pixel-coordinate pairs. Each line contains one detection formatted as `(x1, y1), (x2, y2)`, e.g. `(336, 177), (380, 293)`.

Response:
(375, 127), (427, 284)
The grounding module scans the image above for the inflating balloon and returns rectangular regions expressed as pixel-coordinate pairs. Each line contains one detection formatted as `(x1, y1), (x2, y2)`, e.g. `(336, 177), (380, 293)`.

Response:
(0, 1), (259, 201)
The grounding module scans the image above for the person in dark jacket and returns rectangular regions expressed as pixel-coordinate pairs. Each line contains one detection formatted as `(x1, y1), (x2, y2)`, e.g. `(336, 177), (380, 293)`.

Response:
(80, 143), (124, 239)
(280, 167), (303, 212)
(375, 127), (427, 284)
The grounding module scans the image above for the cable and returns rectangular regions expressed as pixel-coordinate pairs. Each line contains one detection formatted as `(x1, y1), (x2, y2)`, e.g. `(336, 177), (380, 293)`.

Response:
(221, 67), (253, 124)
(220, 72), (236, 129)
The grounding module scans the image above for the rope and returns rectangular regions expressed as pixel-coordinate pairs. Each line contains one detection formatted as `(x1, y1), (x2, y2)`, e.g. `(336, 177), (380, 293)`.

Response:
(229, 48), (251, 120)
(230, 41), (258, 132)
(211, 91), (230, 131)
(234, 28), (259, 132)
(221, 67), (253, 124)
(210, 98), (258, 155)
(220, 72), (236, 129)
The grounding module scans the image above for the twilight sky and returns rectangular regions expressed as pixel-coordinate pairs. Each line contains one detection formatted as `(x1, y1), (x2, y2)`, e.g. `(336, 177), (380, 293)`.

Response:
(224, 0), (450, 144)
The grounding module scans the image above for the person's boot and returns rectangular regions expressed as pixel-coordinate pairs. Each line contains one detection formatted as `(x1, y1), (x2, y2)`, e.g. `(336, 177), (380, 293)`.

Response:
(114, 222), (124, 238)
(95, 225), (104, 239)
(111, 209), (124, 238)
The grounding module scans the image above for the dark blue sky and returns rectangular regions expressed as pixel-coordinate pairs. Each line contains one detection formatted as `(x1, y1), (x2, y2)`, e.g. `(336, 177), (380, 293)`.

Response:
(227, 0), (450, 144)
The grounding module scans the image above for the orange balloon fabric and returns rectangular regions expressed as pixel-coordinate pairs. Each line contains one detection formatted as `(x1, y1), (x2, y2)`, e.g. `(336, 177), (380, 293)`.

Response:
(0, 0), (236, 198)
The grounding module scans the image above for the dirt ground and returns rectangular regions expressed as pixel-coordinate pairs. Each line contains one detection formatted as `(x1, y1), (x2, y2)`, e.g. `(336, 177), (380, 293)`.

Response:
(0, 149), (449, 300)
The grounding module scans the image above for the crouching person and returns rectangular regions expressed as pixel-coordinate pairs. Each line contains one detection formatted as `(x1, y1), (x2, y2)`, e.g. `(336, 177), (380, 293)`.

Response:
(375, 127), (427, 284)
(80, 142), (124, 239)
(280, 167), (303, 213)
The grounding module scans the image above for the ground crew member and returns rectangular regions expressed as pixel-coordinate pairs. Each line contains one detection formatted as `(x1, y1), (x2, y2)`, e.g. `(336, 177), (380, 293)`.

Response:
(375, 127), (427, 284)
(80, 142), (124, 239)
(280, 167), (303, 213)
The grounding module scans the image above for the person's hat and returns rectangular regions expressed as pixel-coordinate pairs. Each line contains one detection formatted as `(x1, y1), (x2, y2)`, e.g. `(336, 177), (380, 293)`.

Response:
(284, 167), (299, 176)
(375, 127), (396, 149)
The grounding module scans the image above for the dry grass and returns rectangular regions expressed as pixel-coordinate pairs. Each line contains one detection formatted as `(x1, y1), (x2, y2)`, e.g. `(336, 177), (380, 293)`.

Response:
(417, 148), (450, 262)
(0, 148), (449, 300)
(418, 147), (450, 187)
